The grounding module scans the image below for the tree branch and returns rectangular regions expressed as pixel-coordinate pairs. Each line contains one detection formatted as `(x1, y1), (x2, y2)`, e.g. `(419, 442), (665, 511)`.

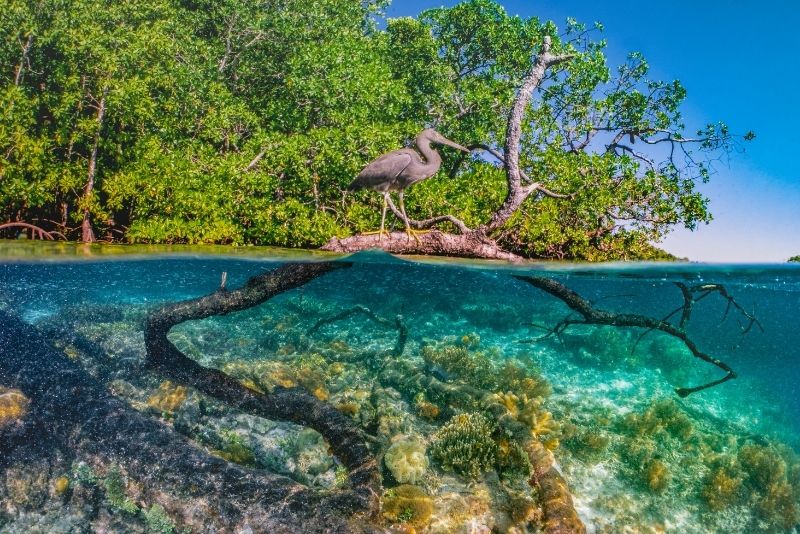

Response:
(385, 195), (471, 234)
(144, 262), (381, 505)
(479, 36), (575, 235)
(514, 275), (742, 397)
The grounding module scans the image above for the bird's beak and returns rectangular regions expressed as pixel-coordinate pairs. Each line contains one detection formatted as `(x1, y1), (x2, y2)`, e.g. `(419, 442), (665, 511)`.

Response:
(439, 137), (471, 153)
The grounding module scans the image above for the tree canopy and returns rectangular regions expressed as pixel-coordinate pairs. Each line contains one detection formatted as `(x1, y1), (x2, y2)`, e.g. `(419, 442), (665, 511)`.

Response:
(0, 0), (751, 259)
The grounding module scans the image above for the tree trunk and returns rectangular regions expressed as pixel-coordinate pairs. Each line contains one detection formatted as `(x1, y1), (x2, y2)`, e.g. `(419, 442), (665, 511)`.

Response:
(322, 230), (523, 262)
(81, 87), (108, 243)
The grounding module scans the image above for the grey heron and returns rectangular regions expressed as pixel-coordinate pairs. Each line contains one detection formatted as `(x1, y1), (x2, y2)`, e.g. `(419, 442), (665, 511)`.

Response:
(347, 128), (470, 240)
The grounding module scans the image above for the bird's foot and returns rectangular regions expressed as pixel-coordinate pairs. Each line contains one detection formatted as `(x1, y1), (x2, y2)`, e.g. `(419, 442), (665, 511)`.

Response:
(361, 229), (392, 242)
(405, 228), (429, 244)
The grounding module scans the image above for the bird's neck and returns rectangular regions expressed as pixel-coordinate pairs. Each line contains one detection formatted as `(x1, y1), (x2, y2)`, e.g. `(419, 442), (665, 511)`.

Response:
(416, 138), (441, 167)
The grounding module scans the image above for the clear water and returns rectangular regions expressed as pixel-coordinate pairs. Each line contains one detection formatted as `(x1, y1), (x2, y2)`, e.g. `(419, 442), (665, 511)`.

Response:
(1, 246), (799, 533)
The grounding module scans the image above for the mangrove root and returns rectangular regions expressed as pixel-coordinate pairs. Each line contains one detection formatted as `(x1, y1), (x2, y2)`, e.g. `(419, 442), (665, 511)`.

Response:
(0, 309), (378, 532)
(143, 262), (382, 512)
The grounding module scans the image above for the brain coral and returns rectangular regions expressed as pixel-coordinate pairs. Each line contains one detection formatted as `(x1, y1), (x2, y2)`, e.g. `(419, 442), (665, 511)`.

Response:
(384, 438), (428, 484)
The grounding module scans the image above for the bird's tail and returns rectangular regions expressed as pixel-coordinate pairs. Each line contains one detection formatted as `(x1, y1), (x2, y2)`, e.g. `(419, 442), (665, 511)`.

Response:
(346, 178), (362, 192)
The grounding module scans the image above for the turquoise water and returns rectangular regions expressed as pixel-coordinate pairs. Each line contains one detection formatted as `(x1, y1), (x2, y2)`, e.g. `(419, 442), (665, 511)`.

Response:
(1, 249), (799, 533)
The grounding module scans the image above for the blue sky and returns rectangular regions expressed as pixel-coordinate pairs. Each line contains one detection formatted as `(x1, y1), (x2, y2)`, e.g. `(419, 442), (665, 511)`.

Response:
(386, 1), (800, 262)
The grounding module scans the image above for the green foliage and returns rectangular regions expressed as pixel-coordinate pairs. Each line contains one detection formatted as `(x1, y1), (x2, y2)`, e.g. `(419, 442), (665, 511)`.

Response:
(789, 256), (800, 263)
(0, 0), (748, 259)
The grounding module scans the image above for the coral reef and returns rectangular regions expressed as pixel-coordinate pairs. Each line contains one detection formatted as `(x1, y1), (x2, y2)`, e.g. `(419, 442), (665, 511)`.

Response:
(431, 412), (499, 479)
(384, 438), (429, 484)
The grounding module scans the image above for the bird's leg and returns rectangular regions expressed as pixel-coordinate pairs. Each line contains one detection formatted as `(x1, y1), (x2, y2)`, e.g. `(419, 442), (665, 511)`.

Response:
(361, 192), (391, 241)
(398, 191), (427, 243)
(379, 192), (389, 242)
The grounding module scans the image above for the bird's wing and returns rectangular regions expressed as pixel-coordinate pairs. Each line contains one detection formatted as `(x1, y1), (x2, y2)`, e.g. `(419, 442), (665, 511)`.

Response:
(348, 150), (414, 191)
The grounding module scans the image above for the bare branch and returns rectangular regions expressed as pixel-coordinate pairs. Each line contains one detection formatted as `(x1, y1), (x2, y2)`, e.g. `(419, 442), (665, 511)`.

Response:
(245, 149), (266, 171)
(307, 304), (408, 357)
(515, 275), (742, 397)
(385, 195), (471, 234)
(477, 36), (576, 236)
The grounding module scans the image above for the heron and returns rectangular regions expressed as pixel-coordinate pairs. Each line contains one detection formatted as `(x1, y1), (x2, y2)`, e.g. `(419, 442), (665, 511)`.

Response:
(348, 128), (470, 241)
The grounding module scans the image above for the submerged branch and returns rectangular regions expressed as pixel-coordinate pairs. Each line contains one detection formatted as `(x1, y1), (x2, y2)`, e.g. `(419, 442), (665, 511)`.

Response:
(143, 261), (381, 506)
(307, 304), (408, 357)
(0, 309), (377, 532)
(514, 275), (744, 397)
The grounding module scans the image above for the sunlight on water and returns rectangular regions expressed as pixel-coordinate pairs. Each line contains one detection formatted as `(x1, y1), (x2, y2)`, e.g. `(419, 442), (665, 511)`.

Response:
(1, 246), (799, 533)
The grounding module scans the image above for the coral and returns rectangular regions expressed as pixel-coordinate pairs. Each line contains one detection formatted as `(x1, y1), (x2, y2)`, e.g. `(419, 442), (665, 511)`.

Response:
(422, 344), (495, 390)
(336, 401), (360, 416)
(223, 356), (331, 400)
(518, 399), (559, 447)
(212, 430), (256, 466)
(496, 360), (551, 399)
(643, 458), (670, 493)
(564, 429), (610, 461)
(0, 387), (29, 426)
(459, 332), (481, 348)
(384, 438), (429, 484)
(71, 461), (99, 485)
(329, 361), (347, 375)
(382, 484), (434, 527)
(431, 412), (498, 479)
(618, 438), (657, 470)
(416, 401), (440, 420)
(738, 444), (787, 492)
(508, 494), (541, 526)
(701, 464), (743, 511)
(146, 380), (188, 413)
(738, 443), (799, 528)
(619, 399), (693, 441)
(491, 391), (560, 449)
(496, 438), (533, 480)
(754, 480), (798, 531)
(422, 344), (552, 403)
(334, 465), (349, 488)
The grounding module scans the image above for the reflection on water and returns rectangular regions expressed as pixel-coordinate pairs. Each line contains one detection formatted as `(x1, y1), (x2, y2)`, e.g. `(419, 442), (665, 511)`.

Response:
(1, 246), (799, 533)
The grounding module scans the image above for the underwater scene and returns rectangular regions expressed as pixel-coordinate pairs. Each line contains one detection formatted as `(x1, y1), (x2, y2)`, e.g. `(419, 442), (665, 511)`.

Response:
(1, 248), (799, 534)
